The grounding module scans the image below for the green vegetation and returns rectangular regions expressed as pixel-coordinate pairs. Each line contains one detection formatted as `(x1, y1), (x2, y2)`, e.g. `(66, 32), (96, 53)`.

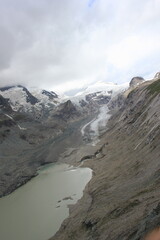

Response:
(147, 79), (160, 95)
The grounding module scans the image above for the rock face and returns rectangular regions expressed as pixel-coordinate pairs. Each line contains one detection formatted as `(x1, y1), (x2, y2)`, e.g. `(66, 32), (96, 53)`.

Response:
(50, 78), (160, 240)
(42, 90), (58, 99)
(85, 92), (111, 105)
(154, 72), (160, 79)
(51, 100), (80, 122)
(0, 95), (12, 112)
(20, 86), (39, 105)
(0, 86), (16, 92)
(129, 76), (144, 87)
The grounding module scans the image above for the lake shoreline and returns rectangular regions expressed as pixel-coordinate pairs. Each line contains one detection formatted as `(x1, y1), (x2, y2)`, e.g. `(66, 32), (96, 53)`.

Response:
(0, 162), (92, 240)
(0, 114), (96, 199)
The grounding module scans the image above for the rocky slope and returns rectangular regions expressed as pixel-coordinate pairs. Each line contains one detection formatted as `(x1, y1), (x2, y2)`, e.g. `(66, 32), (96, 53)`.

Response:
(50, 74), (160, 240)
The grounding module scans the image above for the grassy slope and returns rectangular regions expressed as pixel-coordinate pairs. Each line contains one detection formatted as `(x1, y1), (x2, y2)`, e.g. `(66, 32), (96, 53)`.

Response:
(147, 79), (160, 95)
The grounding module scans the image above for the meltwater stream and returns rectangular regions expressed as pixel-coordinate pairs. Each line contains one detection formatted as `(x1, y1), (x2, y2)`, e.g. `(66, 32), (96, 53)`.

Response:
(0, 164), (92, 240)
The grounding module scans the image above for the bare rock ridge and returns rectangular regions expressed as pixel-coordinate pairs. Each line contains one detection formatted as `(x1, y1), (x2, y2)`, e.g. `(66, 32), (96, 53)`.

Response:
(20, 86), (39, 105)
(0, 95), (12, 112)
(50, 74), (160, 240)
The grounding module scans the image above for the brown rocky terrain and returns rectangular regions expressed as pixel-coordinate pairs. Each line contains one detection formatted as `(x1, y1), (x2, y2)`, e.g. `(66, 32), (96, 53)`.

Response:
(50, 76), (160, 240)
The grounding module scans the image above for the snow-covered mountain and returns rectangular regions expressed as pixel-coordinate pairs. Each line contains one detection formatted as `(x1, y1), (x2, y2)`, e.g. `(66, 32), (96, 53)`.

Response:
(70, 81), (129, 109)
(76, 81), (128, 96)
(0, 85), (61, 113)
(0, 81), (129, 120)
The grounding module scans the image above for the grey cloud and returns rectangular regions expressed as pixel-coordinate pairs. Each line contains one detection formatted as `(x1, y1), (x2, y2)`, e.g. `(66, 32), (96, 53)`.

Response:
(0, 0), (159, 92)
(0, 25), (15, 70)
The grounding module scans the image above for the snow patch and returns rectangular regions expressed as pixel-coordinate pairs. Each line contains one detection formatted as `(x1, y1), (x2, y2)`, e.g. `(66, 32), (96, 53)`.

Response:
(4, 114), (14, 121)
(17, 124), (27, 130)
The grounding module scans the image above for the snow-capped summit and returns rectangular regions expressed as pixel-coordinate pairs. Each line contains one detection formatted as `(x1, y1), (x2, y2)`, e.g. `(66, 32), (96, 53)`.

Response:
(30, 88), (60, 107)
(0, 85), (61, 113)
(70, 81), (129, 107)
(75, 81), (128, 96)
(0, 85), (39, 112)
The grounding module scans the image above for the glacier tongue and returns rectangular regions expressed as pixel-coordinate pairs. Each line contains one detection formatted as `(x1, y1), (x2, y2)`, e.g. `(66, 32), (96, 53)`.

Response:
(90, 105), (111, 135)
(79, 81), (128, 145)
(81, 105), (111, 145)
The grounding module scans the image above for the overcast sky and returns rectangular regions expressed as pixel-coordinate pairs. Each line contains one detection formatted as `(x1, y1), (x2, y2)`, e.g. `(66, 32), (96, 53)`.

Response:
(0, 0), (159, 93)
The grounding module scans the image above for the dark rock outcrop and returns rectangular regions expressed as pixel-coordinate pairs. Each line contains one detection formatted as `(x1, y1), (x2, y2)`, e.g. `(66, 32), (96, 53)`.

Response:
(0, 95), (12, 112)
(18, 85), (39, 105)
(52, 100), (80, 122)
(154, 72), (160, 80)
(85, 92), (111, 105)
(42, 90), (58, 99)
(0, 86), (15, 91)
(129, 76), (144, 88)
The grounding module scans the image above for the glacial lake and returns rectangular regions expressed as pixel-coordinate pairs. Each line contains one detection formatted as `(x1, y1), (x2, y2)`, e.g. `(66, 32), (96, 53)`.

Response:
(0, 163), (92, 240)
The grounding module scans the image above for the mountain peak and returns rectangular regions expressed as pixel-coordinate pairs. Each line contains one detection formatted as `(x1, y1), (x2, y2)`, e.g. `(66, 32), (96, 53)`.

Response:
(154, 72), (160, 80)
(129, 76), (144, 88)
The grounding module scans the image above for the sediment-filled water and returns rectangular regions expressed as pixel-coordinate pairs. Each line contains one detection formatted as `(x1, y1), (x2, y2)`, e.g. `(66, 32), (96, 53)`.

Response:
(0, 163), (92, 240)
